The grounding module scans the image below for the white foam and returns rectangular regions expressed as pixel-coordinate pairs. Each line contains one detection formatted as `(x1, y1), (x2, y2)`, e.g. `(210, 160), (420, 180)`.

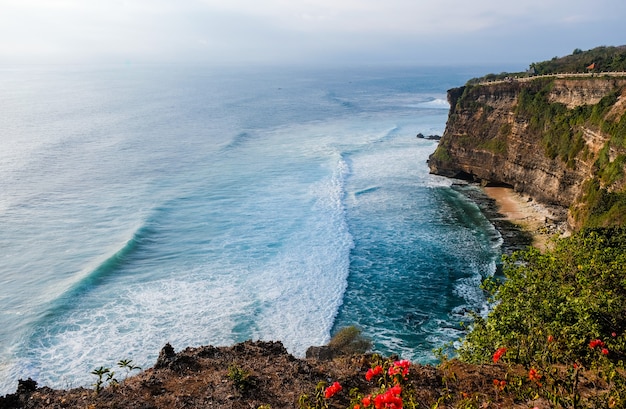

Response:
(258, 152), (353, 353)
(417, 98), (450, 109)
(1, 150), (356, 391)
(3, 275), (253, 392)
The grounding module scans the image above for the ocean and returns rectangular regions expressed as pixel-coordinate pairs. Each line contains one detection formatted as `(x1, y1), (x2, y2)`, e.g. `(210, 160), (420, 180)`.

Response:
(0, 64), (501, 393)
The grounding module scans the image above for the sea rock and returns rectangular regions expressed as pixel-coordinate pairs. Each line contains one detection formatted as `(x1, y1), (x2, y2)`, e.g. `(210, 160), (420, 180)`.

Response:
(416, 133), (441, 140)
(154, 342), (176, 369)
(305, 345), (335, 360)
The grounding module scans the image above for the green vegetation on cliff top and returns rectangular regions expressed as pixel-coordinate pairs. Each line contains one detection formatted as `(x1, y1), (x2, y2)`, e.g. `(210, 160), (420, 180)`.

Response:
(531, 45), (626, 75)
(467, 45), (626, 84)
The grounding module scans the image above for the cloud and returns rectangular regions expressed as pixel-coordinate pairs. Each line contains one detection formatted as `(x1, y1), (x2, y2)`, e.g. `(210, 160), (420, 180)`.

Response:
(0, 0), (624, 65)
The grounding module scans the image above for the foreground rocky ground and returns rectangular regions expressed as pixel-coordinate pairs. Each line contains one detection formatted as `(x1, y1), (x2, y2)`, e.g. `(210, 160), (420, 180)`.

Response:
(1, 340), (592, 409)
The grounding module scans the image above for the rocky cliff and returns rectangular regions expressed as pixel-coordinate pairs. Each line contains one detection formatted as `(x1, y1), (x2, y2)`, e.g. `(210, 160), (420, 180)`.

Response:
(0, 340), (517, 409)
(429, 76), (626, 228)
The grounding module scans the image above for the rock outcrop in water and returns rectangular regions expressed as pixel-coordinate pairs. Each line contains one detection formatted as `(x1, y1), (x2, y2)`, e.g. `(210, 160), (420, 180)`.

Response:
(428, 75), (626, 229)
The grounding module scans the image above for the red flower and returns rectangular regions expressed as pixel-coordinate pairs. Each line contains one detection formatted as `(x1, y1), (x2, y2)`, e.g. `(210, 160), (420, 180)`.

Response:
(366, 365), (383, 381)
(612, 332), (617, 337)
(528, 368), (542, 386)
(589, 339), (605, 349)
(492, 347), (507, 363)
(362, 395), (372, 407)
(602, 348), (609, 355)
(324, 381), (342, 399)
(354, 405), (361, 409)
(547, 335), (555, 343)
(374, 394), (384, 409)
(388, 360), (410, 379)
(373, 387), (403, 409)
(390, 385), (402, 395)
(493, 379), (506, 391)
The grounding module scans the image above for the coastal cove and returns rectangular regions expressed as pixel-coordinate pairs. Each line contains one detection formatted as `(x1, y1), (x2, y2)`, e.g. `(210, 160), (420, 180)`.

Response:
(4, 48), (626, 407)
(482, 186), (568, 250)
(0, 65), (513, 394)
(1, 0), (626, 398)
(452, 183), (568, 254)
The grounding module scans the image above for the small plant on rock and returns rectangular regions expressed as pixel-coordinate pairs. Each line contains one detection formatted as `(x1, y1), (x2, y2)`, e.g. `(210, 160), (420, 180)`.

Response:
(228, 363), (252, 391)
(117, 359), (141, 378)
(91, 366), (116, 394)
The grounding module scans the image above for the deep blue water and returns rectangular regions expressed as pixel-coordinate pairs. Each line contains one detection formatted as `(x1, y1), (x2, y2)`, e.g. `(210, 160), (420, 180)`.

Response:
(0, 64), (500, 393)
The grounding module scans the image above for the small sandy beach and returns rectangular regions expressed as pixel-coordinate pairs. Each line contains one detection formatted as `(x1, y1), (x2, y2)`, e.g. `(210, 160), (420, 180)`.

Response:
(483, 186), (568, 250)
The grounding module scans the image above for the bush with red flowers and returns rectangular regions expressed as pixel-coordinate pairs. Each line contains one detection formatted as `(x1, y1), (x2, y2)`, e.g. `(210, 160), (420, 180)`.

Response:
(458, 228), (626, 408)
(299, 356), (415, 409)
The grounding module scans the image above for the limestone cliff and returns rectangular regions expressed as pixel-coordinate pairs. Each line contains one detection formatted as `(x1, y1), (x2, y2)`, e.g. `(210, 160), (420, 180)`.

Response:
(429, 76), (626, 228)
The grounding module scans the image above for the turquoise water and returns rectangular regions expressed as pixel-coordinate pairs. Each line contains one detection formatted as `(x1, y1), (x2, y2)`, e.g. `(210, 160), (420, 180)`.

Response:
(0, 65), (500, 393)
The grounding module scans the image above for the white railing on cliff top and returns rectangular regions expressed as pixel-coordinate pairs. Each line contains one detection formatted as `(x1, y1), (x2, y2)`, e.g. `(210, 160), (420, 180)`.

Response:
(477, 71), (626, 86)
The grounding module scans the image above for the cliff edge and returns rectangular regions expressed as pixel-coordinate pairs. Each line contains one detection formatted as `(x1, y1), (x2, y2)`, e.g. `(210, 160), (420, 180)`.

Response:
(0, 340), (519, 409)
(429, 75), (626, 229)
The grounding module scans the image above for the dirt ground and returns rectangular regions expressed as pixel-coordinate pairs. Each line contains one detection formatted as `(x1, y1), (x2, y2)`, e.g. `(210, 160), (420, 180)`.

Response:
(0, 340), (569, 409)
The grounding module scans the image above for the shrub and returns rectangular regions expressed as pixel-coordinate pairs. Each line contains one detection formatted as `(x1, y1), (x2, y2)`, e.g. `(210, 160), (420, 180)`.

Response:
(227, 363), (253, 391)
(328, 326), (372, 356)
(459, 228), (626, 366)
(457, 228), (626, 407)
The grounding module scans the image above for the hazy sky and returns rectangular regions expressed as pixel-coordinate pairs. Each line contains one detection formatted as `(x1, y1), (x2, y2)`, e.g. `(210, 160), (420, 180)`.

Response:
(1, 0), (624, 67)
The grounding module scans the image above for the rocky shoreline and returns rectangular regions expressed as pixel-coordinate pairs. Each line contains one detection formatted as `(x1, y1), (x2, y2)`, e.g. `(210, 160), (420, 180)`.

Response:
(451, 183), (533, 255)
(450, 183), (567, 255)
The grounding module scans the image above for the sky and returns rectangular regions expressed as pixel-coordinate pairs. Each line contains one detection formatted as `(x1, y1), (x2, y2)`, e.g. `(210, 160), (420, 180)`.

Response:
(0, 0), (625, 68)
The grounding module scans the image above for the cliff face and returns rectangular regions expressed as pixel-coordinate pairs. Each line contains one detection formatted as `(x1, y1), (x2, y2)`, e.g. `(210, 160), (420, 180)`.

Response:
(429, 76), (626, 227)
